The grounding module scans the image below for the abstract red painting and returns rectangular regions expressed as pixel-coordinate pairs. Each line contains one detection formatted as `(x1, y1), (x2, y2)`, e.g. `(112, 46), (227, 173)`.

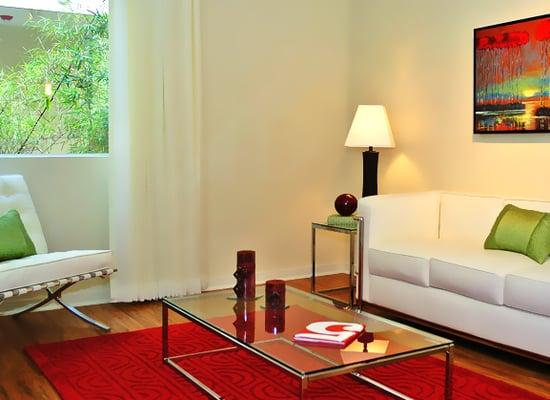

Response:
(474, 14), (550, 133)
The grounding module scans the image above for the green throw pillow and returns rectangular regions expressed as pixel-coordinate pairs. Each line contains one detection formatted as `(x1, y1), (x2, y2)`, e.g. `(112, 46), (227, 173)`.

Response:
(484, 204), (550, 264)
(0, 209), (36, 262)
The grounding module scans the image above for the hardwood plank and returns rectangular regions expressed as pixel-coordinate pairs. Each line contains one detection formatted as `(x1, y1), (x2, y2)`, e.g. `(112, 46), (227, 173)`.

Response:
(0, 275), (548, 399)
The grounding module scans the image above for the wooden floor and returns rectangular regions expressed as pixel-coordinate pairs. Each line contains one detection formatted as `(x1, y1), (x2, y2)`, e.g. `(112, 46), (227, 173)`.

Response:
(0, 274), (549, 399)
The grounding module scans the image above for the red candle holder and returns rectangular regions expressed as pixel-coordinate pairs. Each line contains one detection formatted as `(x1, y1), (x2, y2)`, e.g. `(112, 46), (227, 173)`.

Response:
(265, 307), (285, 334)
(233, 250), (256, 299)
(233, 300), (255, 343)
(265, 279), (285, 309)
(358, 331), (374, 352)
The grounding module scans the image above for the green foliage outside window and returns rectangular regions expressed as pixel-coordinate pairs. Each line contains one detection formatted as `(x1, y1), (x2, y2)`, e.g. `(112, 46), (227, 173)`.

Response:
(0, 11), (108, 154)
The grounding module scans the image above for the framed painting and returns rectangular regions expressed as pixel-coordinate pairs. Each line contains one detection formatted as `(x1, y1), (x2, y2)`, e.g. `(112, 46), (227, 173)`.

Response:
(474, 14), (550, 133)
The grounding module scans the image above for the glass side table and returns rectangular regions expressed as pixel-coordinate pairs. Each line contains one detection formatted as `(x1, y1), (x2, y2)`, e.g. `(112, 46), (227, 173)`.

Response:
(311, 216), (364, 309)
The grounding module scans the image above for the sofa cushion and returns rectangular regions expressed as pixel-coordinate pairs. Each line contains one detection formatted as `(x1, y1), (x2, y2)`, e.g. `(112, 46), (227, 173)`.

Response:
(430, 245), (537, 305)
(360, 191), (440, 248)
(505, 266), (550, 317)
(505, 199), (550, 213)
(439, 193), (503, 246)
(369, 240), (439, 287)
(0, 250), (113, 293)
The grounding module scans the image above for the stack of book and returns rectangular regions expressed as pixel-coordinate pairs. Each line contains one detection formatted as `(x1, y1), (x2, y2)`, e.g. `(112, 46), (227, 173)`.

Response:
(293, 321), (364, 348)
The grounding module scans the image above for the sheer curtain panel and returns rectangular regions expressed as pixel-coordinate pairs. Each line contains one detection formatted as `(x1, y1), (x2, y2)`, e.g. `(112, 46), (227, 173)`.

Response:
(109, 0), (203, 301)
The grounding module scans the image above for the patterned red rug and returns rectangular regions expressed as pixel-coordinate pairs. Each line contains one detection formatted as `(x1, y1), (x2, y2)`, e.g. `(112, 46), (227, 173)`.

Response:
(26, 323), (546, 400)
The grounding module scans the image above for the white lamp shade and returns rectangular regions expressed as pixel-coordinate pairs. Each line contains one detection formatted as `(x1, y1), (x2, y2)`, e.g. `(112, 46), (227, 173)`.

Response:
(345, 105), (395, 148)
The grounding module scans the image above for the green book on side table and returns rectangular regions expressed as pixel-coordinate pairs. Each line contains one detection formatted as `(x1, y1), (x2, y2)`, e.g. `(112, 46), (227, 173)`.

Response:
(326, 214), (357, 230)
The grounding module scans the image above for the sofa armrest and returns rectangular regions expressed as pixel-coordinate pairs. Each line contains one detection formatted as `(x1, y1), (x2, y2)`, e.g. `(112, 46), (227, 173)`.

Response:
(357, 191), (440, 302)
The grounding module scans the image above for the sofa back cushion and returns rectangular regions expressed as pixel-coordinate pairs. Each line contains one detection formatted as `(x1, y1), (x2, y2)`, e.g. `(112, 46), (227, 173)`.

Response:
(359, 191), (440, 248)
(439, 193), (503, 246)
(0, 175), (48, 254)
(505, 199), (550, 213)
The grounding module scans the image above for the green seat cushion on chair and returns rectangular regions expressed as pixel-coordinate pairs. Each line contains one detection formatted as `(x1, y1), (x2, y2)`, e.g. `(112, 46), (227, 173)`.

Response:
(0, 209), (37, 262)
(484, 204), (550, 264)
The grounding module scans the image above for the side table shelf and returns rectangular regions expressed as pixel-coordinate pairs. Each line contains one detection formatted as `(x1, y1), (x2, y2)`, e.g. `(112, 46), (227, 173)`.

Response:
(311, 216), (364, 309)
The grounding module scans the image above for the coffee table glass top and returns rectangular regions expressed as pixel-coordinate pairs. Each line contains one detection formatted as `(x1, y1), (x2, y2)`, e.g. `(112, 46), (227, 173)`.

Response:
(164, 286), (452, 376)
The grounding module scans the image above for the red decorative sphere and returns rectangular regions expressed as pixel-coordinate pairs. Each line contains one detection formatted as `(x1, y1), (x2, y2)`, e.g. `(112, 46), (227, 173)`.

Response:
(334, 193), (357, 216)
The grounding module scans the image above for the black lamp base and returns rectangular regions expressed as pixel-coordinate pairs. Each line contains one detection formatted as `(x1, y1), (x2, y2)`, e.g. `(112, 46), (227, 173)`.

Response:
(362, 148), (379, 197)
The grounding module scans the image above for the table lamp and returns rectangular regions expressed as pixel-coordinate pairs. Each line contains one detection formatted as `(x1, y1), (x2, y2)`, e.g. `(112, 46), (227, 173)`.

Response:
(345, 105), (395, 197)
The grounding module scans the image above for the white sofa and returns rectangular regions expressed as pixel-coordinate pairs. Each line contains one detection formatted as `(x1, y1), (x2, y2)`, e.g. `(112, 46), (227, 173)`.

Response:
(358, 191), (550, 360)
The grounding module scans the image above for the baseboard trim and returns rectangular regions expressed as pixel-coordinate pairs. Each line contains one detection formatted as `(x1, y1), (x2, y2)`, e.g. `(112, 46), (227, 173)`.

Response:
(362, 302), (550, 365)
(205, 264), (348, 291)
(1, 266), (348, 310)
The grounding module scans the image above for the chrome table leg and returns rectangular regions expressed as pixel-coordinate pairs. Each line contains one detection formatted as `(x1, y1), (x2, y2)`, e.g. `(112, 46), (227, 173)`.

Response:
(162, 301), (168, 361)
(300, 376), (308, 399)
(311, 225), (316, 293)
(349, 231), (355, 307)
(445, 345), (454, 400)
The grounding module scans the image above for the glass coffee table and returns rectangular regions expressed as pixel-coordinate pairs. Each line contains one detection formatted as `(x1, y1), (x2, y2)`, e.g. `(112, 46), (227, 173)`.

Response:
(162, 285), (453, 399)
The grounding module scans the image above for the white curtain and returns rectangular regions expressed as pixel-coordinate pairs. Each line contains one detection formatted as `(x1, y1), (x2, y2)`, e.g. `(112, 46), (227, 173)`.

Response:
(109, 0), (203, 301)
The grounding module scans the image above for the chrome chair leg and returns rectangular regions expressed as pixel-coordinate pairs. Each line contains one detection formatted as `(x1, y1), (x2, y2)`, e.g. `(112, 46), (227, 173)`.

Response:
(54, 296), (110, 331)
(10, 283), (110, 331)
(11, 283), (75, 317)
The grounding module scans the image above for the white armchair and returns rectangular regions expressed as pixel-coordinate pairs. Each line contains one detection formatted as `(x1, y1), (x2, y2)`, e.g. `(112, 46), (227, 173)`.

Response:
(0, 175), (115, 330)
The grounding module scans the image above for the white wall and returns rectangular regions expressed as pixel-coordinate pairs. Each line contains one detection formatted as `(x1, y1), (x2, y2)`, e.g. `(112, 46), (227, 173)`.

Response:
(201, 0), (356, 289)
(350, 0), (550, 198)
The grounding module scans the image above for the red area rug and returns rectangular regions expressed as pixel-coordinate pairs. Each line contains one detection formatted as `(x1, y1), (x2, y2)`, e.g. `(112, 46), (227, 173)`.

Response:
(26, 323), (546, 400)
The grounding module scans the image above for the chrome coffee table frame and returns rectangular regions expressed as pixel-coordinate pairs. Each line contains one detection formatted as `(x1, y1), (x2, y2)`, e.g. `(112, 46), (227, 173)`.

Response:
(162, 291), (454, 400)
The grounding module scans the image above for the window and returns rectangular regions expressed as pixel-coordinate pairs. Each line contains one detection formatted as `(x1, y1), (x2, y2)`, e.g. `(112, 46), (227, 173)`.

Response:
(0, 0), (108, 154)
